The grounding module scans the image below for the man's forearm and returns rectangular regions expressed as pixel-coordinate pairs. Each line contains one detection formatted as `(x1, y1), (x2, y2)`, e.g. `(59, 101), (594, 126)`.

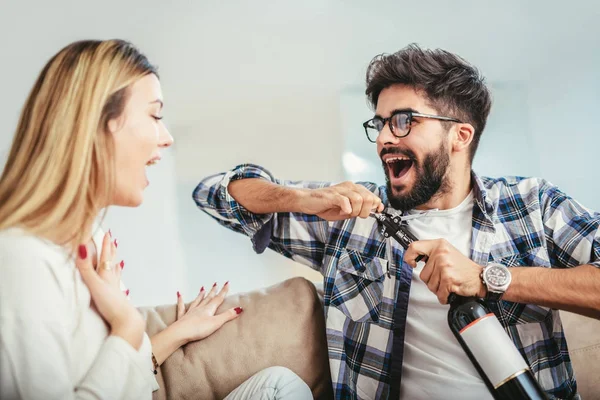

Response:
(228, 178), (304, 214)
(504, 265), (600, 319)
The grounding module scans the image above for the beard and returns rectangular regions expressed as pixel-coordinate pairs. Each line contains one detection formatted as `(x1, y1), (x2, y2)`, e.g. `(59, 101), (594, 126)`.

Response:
(382, 142), (451, 211)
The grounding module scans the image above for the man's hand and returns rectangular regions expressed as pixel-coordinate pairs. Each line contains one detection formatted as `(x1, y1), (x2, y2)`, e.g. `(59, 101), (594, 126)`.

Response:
(296, 181), (384, 221)
(403, 239), (486, 304)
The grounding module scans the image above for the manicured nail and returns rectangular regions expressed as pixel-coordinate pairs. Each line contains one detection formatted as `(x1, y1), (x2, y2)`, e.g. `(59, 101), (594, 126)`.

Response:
(225, 281), (229, 286)
(199, 286), (204, 293)
(113, 239), (118, 248)
(125, 289), (130, 296)
(108, 229), (112, 237)
(120, 260), (125, 269)
(212, 282), (217, 288)
(234, 307), (243, 315)
(78, 245), (87, 260)
(177, 291), (181, 298)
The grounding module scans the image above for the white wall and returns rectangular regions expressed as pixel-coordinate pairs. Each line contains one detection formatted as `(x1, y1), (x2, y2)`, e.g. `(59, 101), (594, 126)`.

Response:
(1, 0), (598, 306)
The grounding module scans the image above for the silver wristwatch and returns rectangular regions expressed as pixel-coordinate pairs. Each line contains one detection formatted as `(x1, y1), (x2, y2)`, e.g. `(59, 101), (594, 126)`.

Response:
(481, 263), (511, 302)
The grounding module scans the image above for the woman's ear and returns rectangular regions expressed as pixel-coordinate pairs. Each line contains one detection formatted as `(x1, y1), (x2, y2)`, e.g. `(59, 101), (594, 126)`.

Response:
(452, 123), (475, 153)
(107, 118), (120, 134)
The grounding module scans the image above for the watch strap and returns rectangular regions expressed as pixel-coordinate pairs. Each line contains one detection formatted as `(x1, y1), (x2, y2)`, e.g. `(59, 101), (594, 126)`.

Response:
(485, 289), (504, 302)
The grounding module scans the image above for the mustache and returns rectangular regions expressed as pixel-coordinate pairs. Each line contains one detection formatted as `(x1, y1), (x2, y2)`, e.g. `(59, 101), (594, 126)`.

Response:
(379, 147), (417, 161)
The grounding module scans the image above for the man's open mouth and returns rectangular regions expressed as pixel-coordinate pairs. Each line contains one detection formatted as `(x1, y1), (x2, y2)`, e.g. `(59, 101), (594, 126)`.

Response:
(385, 157), (414, 179)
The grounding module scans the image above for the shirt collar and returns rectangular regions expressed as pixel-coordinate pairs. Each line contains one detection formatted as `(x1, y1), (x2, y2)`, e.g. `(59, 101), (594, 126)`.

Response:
(471, 170), (496, 217)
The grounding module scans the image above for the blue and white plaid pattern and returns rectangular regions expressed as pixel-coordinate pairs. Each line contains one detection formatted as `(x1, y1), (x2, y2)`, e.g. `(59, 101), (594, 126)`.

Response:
(193, 164), (600, 400)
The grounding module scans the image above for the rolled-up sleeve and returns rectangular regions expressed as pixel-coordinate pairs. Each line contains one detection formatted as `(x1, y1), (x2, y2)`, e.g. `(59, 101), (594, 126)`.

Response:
(540, 180), (600, 269)
(192, 163), (336, 271)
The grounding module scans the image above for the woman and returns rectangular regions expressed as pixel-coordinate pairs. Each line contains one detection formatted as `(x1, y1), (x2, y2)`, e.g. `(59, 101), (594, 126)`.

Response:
(0, 39), (311, 400)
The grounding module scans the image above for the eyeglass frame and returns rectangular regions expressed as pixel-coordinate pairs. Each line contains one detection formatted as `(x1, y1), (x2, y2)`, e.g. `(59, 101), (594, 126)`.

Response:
(362, 109), (462, 143)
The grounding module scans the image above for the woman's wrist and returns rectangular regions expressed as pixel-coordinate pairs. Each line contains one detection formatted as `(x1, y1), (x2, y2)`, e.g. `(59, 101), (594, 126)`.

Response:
(111, 314), (145, 350)
(165, 319), (190, 347)
(150, 320), (190, 365)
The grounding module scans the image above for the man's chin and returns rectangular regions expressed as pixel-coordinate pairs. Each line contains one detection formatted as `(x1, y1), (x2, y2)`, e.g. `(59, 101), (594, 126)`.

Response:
(387, 180), (411, 197)
(386, 185), (408, 206)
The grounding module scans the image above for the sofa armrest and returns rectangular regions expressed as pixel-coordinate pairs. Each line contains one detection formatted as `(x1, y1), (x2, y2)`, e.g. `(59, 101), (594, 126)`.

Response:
(139, 277), (332, 400)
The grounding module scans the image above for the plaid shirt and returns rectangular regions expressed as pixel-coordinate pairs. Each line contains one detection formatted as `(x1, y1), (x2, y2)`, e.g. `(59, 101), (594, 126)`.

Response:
(193, 164), (600, 400)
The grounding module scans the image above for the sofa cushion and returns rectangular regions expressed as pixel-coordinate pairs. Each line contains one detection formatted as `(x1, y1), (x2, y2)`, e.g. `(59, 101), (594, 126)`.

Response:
(559, 311), (600, 399)
(140, 277), (332, 400)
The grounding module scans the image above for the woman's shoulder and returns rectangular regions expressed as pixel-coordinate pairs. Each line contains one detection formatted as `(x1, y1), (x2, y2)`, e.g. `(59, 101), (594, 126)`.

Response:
(0, 228), (74, 313)
(0, 228), (67, 266)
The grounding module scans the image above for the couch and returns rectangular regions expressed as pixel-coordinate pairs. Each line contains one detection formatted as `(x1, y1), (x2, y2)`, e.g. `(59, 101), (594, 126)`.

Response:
(141, 277), (600, 399)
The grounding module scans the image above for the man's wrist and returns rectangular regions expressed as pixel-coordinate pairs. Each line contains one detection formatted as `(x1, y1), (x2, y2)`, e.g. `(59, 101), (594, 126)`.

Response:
(288, 187), (309, 214)
(477, 264), (487, 298)
(480, 263), (514, 301)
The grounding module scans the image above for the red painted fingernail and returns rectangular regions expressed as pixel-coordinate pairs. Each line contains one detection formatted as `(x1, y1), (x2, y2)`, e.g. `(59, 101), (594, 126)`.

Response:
(234, 307), (243, 314)
(177, 291), (181, 298)
(225, 281), (229, 286)
(78, 245), (87, 259)
(113, 239), (118, 248)
(120, 260), (124, 269)
(212, 282), (217, 288)
(108, 229), (112, 237)
(125, 289), (130, 296)
(200, 286), (204, 293)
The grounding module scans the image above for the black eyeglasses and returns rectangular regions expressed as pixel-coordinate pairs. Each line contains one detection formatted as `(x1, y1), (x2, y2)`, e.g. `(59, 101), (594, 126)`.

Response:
(362, 110), (462, 143)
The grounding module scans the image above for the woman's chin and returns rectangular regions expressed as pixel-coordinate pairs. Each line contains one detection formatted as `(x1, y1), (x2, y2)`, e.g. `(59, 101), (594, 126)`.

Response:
(127, 193), (144, 207)
(112, 192), (144, 208)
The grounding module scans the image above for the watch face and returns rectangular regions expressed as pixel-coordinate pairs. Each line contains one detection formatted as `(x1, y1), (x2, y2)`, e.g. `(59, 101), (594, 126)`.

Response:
(485, 265), (509, 286)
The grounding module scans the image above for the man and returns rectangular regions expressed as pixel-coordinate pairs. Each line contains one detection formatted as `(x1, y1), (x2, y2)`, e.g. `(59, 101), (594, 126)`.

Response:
(192, 44), (599, 399)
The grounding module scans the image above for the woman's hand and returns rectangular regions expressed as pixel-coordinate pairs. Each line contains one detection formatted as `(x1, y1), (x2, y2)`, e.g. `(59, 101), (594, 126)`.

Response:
(150, 282), (243, 365)
(174, 282), (243, 343)
(76, 232), (145, 350)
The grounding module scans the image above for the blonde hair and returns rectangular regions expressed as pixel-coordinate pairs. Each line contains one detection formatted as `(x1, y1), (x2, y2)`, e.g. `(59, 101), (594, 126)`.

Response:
(0, 39), (157, 251)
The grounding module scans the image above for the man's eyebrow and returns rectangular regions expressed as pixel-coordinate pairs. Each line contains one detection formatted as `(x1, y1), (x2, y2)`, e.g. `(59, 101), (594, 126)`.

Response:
(374, 108), (418, 118)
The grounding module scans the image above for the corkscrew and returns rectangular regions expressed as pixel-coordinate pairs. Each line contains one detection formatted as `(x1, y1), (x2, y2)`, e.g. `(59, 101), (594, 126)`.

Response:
(370, 209), (458, 301)
(369, 209), (432, 263)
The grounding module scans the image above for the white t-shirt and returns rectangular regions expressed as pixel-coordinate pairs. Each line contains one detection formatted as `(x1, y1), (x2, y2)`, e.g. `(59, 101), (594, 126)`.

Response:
(0, 228), (158, 400)
(399, 191), (493, 400)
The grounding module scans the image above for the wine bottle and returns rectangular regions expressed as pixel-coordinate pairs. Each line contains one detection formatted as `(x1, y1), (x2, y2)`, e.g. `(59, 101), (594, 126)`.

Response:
(448, 294), (547, 399)
(371, 211), (548, 400)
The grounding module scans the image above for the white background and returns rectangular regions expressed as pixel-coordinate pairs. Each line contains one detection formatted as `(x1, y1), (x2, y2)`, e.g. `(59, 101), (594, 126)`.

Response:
(1, 0), (598, 306)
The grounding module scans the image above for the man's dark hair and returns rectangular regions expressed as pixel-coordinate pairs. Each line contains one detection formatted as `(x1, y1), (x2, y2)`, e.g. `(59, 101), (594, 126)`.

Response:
(365, 43), (492, 162)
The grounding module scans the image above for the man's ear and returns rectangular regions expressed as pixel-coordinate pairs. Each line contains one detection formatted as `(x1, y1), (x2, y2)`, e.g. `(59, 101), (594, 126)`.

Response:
(452, 123), (475, 153)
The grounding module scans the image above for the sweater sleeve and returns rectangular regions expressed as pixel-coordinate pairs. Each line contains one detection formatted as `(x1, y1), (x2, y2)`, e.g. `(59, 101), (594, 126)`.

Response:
(0, 234), (153, 400)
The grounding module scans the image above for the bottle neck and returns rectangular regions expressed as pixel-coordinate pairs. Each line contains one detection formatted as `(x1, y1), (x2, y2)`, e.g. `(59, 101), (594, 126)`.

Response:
(448, 293), (481, 306)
